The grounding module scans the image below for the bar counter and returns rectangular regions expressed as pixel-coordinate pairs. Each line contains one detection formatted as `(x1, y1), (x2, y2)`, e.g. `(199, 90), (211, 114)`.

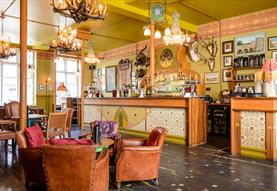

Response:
(231, 97), (277, 160)
(84, 97), (207, 146)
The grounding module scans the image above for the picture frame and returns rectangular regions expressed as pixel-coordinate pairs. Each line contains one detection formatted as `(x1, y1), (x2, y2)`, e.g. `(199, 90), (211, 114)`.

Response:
(204, 72), (219, 84)
(223, 55), (233, 67)
(97, 68), (102, 76)
(222, 69), (233, 82)
(268, 36), (277, 50)
(222, 40), (234, 54)
(272, 51), (277, 61)
(235, 32), (265, 57)
(105, 66), (117, 92)
(38, 84), (45, 91)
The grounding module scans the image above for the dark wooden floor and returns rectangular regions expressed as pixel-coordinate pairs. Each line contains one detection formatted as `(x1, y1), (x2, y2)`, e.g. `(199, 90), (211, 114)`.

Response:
(1, 129), (277, 191)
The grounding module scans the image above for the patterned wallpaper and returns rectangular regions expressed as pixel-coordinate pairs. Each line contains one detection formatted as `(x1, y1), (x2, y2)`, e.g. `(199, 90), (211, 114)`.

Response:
(197, 7), (277, 38)
(241, 111), (265, 150)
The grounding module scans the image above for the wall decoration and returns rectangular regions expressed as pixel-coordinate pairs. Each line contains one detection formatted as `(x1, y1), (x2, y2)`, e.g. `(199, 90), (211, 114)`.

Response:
(201, 37), (218, 71)
(105, 66), (117, 92)
(134, 45), (150, 78)
(235, 32), (265, 57)
(160, 48), (173, 68)
(268, 36), (277, 50)
(118, 58), (132, 89)
(204, 72), (219, 84)
(272, 51), (277, 61)
(38, 84), (45, 91)
(222, 40), (234, 54)
(222, 69), (233, 82)
(223, 55), (233, 67)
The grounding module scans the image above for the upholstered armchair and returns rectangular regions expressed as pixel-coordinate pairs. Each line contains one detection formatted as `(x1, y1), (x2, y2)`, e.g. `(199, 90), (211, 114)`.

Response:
(115, 127), (168, 189)
(16, 131), (46, 186)
(42, 144), (109, 191)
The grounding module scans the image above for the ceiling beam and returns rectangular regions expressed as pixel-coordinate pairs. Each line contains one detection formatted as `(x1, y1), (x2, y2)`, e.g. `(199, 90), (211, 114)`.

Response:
(105, 0), (197, 32)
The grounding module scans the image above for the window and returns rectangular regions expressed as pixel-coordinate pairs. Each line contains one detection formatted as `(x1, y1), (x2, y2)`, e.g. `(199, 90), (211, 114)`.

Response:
(0, 50), (36, 105)
(56, 58), (81, 106)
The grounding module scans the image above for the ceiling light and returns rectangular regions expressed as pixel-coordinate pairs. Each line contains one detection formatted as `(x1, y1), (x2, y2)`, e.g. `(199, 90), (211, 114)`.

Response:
(85, 40), (100, 65)
(57, 82), (67, 91)
(164, 27), (171, 36)
(154, 30), (162, 39)
(163, 11), (190, 45)
(51, 0), (107, 23)
(50, 27), (83, 52)
(0, 16), (16, 59)
(143, 25), (151, 36)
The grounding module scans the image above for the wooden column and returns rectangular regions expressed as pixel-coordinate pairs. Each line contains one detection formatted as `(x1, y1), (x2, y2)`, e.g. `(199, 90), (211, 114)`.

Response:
(231, 110), (241, 156)
(19, 0), (27, 130)
(265, 112), (276, 160)
(80, 45), (85, 129)
(149, 21), (155, 86)
(53, 49), (57, 112)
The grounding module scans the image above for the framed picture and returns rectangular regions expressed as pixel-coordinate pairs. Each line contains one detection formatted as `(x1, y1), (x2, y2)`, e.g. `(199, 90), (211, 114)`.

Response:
(272, 51), (277, 61)
(268, 36), (277, 50)
(97, 69), (102, 76)
(235, 32), (265, 57)
(38, 84), (45, 91)
(223, 55), (233, 67)
(222, 69), (233, 82)
(222, 40), (234, 54)
(105, 66), (117, 92)
(204, 72), (219, 84)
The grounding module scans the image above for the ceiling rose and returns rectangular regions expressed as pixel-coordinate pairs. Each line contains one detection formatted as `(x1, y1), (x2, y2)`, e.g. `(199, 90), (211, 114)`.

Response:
(51, 0), (107, 23)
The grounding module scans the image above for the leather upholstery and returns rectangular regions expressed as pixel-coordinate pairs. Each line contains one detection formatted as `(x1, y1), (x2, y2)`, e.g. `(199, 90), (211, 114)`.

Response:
(16, 131), (46, 184)
(42, 145), (109, 191)
(116, 127), (168, 184)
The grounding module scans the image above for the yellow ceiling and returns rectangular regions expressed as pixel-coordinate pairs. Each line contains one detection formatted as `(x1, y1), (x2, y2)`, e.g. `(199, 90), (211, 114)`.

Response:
(0, 0), (277, 52)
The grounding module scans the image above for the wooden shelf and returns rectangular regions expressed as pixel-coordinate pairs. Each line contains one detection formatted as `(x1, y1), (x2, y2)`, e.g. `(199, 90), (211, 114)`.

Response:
(232, 66), (262, 70)
(233, 80), (254, 82)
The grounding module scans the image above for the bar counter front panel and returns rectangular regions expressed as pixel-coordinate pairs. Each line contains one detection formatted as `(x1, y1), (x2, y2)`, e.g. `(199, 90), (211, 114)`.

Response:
(84, 97), (207, 146)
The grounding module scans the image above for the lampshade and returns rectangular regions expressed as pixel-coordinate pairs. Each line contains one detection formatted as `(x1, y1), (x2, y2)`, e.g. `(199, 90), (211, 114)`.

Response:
(154, 30), (161, 39)
(57, 82), (67, 91)
(143, 26), (151, 36)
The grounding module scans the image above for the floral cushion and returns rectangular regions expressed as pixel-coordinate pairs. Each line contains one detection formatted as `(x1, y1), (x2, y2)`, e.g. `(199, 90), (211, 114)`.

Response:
(50, 138), (94, 145)
(94, 120), (117, 139)
(25, 124), (46, 148)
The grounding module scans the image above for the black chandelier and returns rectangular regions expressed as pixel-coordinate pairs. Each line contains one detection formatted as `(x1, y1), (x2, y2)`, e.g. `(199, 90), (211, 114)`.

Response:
(51, 0), (107, 23)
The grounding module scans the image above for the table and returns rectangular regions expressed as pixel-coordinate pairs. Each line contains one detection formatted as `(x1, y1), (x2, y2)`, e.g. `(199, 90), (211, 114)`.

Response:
(11, 114), (47, 127)
(96, 138), (114, 152)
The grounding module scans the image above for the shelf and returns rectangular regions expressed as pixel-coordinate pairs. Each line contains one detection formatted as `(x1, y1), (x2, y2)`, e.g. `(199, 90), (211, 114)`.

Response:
(233, 80), (254, 82)
(232, 66), (262, 70)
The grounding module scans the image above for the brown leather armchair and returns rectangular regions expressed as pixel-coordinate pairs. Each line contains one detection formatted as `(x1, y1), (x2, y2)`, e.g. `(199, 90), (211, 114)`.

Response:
(42, 144), (109, 191)
(16, 131), (46, 186)
(115, 127), (168, 189)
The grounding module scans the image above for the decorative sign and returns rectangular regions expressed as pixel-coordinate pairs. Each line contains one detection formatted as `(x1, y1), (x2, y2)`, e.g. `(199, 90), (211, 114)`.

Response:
(150, 3), (166, 23)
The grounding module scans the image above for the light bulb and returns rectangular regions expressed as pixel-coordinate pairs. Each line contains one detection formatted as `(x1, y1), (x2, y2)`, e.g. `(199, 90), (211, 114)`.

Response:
(143, 26), (151, 36)
(154, 30), (161, 39)
(164, 27), (171, 36)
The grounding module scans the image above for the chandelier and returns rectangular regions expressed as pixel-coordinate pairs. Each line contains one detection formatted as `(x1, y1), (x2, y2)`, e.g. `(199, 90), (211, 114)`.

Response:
(163, 11), (191, 45)
(51, 0), (107, 23)
(85, 40), (100, 64)
(0, 16), (16, 59)
(50, 26), (83, 52)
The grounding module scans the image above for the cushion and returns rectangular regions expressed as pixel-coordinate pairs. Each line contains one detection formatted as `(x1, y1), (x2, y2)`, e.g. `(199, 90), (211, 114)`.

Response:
(25, 124), (46, 148)
(145, 129), (161, 146)
(95, 120), (117, 139)
(50, 138), (94, 145)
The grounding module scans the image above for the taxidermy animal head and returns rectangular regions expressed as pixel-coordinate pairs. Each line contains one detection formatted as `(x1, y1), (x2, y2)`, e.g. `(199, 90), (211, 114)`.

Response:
(200, 36), (218, 71)
(134, 45), (150, 67)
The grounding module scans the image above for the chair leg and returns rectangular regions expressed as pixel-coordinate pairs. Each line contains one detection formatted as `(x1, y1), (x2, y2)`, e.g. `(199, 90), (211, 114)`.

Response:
(4, 140), (8, 156)
(68, 131), (71, 138)
(12, 139), (16, 152)
(117, 182), (121, 190)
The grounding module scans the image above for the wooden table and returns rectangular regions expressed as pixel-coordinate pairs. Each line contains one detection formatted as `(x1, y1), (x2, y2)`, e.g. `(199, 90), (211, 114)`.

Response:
(11, 114), (47, 127)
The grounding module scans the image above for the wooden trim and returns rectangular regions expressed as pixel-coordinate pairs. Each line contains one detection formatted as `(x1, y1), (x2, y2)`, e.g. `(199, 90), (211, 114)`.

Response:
(19, 0), (28, 131)
(84, 97), (188, 108)
(265, 112), (276, 160)
(231, 110), (241, 156)
(231, 97), (277, 112)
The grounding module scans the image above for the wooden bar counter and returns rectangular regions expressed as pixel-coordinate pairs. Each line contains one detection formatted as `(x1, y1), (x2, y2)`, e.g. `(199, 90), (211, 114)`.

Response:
(231, 97), (277, 160)
(84, 97), (207, 146)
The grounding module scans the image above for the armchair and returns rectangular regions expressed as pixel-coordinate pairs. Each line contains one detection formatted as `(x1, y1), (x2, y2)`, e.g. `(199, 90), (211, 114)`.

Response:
(116, 127), (168, 189)
(16, 131), (46, 186)
(42, 144), (109, 191)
